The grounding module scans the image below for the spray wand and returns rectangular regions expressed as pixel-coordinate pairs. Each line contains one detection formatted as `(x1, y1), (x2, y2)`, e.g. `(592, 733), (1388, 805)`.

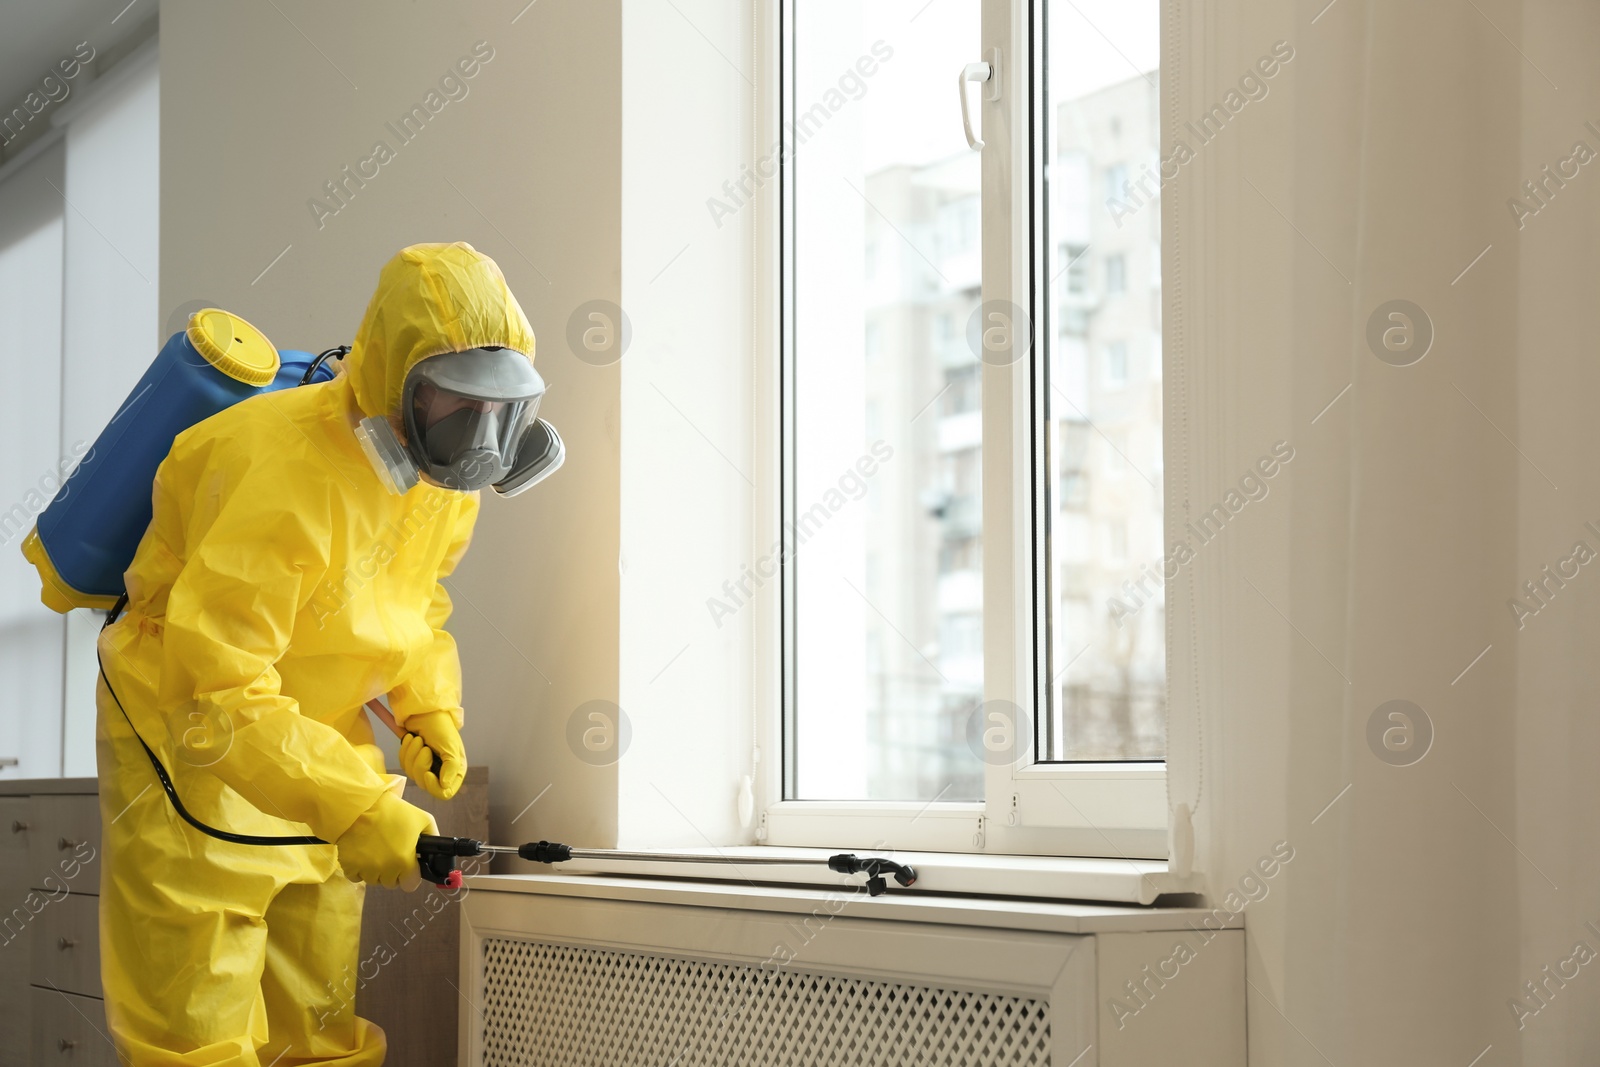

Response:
(365, 699), (918, 897)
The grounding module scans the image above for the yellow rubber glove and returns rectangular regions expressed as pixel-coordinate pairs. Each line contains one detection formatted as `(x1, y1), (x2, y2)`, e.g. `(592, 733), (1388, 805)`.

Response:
(399, 710), (467, 801)
(335, 791), (437, 889)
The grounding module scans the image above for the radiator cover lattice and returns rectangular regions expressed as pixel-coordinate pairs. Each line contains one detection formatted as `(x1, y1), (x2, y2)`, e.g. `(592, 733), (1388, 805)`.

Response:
(479, 938), (1052, 1066)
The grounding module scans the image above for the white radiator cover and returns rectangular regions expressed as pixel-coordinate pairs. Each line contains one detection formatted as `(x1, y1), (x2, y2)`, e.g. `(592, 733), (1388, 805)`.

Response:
(460, 875), (1245, 1066)
(480, 939), (1051, 1065)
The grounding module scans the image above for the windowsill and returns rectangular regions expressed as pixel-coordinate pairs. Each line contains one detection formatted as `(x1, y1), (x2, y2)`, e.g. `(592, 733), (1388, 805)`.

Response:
(478, 845), (1200, 907)
(465, 867), (1228, 935)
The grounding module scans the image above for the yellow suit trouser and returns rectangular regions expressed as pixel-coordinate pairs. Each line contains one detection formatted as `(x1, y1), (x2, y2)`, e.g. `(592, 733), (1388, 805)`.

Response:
(96, 673), (388, 1067)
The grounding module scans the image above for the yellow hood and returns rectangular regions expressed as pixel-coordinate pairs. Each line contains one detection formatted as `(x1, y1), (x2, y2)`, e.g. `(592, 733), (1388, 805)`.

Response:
(346, 242), (537, 419)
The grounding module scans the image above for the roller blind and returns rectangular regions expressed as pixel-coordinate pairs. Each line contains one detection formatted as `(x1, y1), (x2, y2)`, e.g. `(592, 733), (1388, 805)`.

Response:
(0, 140), (67, 779)
(58, 48), (159, 777)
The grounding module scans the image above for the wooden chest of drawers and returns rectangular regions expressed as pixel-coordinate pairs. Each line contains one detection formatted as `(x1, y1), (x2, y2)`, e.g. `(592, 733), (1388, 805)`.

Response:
(0, 784), (105, 1067)
(0, 770), (488, 1067)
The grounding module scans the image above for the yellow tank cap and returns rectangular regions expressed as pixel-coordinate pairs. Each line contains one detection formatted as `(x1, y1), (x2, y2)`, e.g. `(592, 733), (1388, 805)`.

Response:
(21, 528), (120, 614)
(187, 308), (280, 387)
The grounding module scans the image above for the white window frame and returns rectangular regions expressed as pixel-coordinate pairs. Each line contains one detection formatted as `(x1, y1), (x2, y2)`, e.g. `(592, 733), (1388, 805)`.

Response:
(756, 0), (1168, 861)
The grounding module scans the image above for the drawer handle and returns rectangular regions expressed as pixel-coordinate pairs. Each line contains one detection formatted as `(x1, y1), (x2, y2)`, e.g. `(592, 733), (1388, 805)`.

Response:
(11, 819), (26, 833)
(58, 837), (79, 851)
(58, 937), (78, 951)
(58, 1039), (78, 1052)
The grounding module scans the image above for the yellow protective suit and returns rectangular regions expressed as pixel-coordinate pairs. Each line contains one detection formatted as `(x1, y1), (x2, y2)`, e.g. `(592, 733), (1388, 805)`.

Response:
(96, 243), (537, 1066)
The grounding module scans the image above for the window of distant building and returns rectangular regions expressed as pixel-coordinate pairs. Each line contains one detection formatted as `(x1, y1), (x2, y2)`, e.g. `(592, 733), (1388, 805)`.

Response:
(1105, 253), (1126, 294)
(1104, 163), (1128, 204)
(1104, 340), (1128, 389)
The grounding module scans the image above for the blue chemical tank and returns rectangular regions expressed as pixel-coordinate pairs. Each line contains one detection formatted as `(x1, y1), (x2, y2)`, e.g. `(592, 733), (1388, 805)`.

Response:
(22, 310), (337, 613)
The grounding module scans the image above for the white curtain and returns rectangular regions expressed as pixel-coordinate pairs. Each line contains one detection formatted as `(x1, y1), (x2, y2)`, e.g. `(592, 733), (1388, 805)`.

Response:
(1166, 0), (1600, 1062)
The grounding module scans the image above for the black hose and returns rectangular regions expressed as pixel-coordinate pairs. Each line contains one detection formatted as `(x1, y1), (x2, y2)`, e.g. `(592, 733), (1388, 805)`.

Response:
(299, 345), (350, 387)
(97, 348), (353, 848)
(99, 595), (326, 847)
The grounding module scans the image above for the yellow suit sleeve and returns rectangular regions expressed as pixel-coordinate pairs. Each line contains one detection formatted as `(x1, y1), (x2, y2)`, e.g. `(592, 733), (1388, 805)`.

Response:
(157, 458), (392, 844)
(388, 491), (479, 731)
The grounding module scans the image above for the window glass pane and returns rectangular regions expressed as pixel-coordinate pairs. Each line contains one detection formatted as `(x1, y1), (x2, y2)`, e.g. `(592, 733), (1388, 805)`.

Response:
(791, 0), (983, 801)
(1042, 0), (1164, 761)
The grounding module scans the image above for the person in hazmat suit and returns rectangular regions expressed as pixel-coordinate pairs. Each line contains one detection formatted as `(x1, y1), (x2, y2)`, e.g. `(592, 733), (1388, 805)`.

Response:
(95, 243), (548, 1066)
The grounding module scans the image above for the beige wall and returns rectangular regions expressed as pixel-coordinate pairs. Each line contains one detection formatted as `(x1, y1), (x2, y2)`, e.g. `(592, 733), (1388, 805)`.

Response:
(159, 0), (622, 850)
(1164, 0), (1600, 1061)
(159, 0), (763, 862)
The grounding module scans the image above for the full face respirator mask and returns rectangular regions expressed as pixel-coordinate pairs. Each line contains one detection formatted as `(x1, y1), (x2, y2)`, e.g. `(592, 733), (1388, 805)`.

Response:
(354, 346), (565, 496)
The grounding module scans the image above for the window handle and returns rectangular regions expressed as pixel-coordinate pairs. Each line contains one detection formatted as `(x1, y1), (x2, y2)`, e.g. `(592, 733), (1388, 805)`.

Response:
(959, 62), (990, 149)
(959, 49), (1000, 151)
